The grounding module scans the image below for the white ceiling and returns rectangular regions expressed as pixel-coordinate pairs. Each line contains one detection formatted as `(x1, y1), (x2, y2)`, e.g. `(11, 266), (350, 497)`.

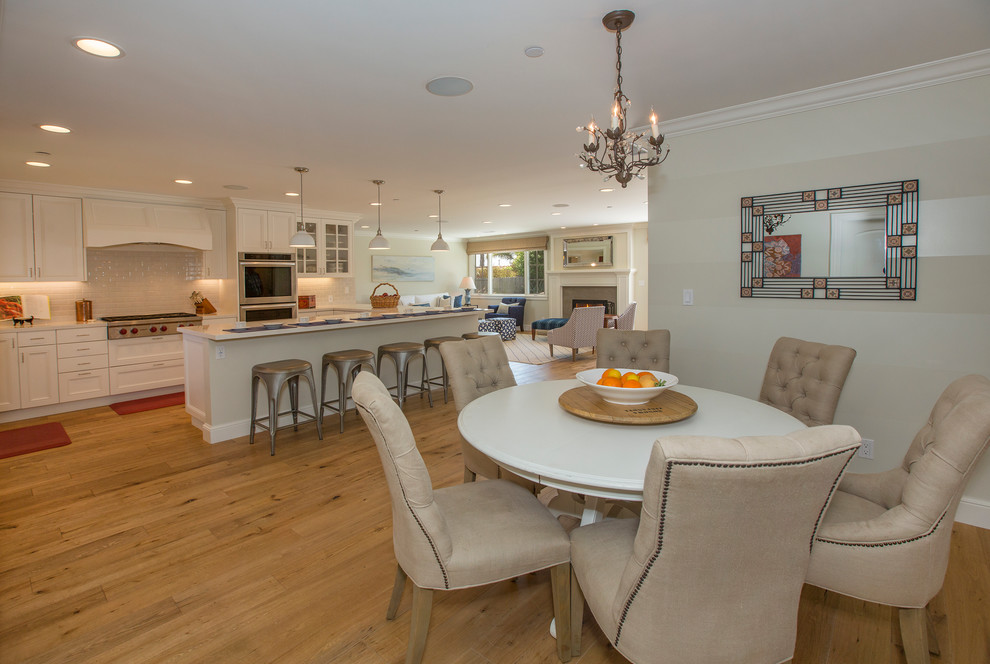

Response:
(1, 0), (989, 239)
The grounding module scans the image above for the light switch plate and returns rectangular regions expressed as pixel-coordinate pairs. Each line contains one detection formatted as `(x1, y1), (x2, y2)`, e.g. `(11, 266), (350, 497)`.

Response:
(683, 289), (694, 306)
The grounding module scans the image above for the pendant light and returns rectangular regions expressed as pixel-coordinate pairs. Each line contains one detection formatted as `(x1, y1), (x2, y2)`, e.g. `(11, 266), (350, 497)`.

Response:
(289, 166), (316, 248)
(368, 179), (390, 250)
(430, 189), (450, 252)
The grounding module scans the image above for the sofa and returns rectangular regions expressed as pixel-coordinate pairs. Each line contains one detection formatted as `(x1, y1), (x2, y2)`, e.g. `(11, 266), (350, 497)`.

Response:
(397, 292), (453, 308)
(484, 297), (526, 330)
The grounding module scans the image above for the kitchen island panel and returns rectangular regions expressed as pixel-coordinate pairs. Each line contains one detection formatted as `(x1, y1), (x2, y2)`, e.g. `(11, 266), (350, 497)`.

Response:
(181, 312), (479, 443)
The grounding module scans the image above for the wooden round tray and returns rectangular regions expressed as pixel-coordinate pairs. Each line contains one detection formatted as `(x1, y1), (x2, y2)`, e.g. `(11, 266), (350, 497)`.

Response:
(558, 386), (698, 425)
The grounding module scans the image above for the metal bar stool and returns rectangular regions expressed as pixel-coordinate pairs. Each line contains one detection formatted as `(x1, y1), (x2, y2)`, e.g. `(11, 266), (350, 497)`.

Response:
(423, 336), (463, 405)
(320, 349), (377, 433)
(377, 341), (432, 409)
(250, 359), (322, 455)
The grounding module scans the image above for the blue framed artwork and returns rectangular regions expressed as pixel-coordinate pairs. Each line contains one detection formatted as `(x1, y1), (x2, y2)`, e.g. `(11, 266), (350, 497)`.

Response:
(371, 255), (435, 282)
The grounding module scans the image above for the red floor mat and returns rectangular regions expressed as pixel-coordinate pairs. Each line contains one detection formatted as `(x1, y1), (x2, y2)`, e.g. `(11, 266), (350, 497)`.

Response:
(110, 392), (185, 415)
(0, 422), (71, 459)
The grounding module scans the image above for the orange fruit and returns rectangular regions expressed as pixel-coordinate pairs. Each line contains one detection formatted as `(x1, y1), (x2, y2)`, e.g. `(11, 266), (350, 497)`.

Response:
(622, 378), (642, 388)
(602, 368), (622, 380)
(602, 377), (622, 387)
(638, 373), (659, 388)
(622, 372), (639, 382)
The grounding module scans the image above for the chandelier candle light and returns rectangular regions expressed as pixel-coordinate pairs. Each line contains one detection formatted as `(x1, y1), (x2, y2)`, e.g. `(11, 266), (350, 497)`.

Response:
(577, 10), (668, 187)
(430, 189), (449, 252)
(289, 167), (316, 248)
(368, 179), (390, 250)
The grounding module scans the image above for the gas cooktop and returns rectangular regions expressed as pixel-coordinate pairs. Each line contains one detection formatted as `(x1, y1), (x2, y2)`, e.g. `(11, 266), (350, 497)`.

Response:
(102, 312), (203, 338)
(100, 312), (199, 322)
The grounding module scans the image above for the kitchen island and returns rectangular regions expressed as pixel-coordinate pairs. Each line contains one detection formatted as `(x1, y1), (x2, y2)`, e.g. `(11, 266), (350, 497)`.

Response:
(180, 309), (481, 443)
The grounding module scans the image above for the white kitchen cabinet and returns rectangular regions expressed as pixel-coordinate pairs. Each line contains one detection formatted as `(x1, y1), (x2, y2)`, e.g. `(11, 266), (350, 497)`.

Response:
(296, 217), (352, 277)
(0, 333), (19, 412)
(202, 208), (228, 278)
(56, 329), (110, 402)
(108, 335), (184, 395)
(236, 208), (295, 253)
(18, 331), (59, 408)
(0, 192), (85, 281)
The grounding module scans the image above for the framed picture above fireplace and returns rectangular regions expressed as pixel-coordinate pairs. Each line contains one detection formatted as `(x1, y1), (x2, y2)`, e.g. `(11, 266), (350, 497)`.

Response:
(563, 235), (613, 268)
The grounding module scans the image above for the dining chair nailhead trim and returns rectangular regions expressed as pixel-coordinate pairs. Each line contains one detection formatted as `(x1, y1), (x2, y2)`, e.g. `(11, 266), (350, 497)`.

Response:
(358, 403), (450, 589)
(613, 449), (855, 648)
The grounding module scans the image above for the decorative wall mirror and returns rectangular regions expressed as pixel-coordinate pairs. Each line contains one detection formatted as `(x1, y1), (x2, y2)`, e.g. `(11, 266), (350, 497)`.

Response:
(740, 179), (918, 300)
(563, 235), (613, 267)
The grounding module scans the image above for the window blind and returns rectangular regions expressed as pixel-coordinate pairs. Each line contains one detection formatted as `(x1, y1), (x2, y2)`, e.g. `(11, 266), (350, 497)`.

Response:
(466, 235), (548, 254)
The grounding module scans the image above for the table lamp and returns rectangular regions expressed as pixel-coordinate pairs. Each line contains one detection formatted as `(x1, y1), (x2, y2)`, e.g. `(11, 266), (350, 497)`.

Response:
(459, 276), (477, 305)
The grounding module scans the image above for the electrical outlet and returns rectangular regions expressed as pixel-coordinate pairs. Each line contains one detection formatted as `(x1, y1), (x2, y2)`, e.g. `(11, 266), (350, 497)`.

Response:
(215, 344), (226, 360)
(327, 294), (333, 303)
(858, 438), (874, 459)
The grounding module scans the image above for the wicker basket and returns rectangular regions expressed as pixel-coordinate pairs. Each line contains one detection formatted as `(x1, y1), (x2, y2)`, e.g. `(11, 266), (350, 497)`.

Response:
(370, 282), (401, 309)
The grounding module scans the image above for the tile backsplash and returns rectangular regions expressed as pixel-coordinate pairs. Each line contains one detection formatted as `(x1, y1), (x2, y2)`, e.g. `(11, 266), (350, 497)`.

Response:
(0, 248), (355, 321)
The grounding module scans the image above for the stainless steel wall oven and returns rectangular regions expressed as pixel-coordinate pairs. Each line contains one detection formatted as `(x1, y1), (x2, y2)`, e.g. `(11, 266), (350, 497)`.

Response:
(238, 252), (297, 321)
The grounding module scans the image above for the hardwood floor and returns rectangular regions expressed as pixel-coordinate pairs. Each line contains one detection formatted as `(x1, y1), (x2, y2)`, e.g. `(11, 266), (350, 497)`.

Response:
(1, 353), (988, 663)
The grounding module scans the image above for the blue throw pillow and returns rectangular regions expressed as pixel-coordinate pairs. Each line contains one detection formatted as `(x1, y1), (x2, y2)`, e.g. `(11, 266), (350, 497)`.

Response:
(453, 295), (462, 307)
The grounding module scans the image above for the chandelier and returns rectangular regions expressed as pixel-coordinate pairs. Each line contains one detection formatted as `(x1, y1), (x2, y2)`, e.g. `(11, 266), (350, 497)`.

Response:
(577, 10), (668, 188)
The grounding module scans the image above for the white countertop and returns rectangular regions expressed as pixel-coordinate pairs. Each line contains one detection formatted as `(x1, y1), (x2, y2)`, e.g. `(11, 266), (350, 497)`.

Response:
(1, 319), (108, 332)
(182, 308), (485, 341)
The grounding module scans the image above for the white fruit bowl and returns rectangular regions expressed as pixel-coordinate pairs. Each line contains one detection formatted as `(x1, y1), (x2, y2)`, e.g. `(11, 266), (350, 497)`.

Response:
(575, 369), (678, 405)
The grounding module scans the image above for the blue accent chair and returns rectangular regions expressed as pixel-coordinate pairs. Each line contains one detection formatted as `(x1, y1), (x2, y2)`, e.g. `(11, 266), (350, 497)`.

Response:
(484, 297), (526, 330)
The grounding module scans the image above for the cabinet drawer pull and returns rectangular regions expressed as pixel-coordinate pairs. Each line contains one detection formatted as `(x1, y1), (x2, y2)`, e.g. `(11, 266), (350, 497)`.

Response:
(78, 372), (91, 376)
(77, 361), (91, 366)
(153, 363), (166, 367)
(77, 347), (90, 351)
(29, 337), (45, 341)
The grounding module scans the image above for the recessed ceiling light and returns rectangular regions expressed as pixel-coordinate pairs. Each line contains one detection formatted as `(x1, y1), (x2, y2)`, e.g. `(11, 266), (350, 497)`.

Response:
(552, 203), (570, 208)
(73, 37), (124, 58)
(498, 203), (511, 208)
(600, 188), (614, 193)
(593, 223), (599, 226)
(360, 225), (370, 229)
(285, 192), (299, 197)
(560, 226), (567, 229)
(483, 221), (492, 224)
(175, 179), (193, 185)
(426, 76), (474, 97)
(524, 46), (545, 58)
(551, 212), (561, 216)
(370, 201), (382, 206)
(223, 184), (248, 190)
(428, 214), (438, 218)
(39, 124), (71, 134)
(643, 201), (649, 204)
(26, 161), (51, 167)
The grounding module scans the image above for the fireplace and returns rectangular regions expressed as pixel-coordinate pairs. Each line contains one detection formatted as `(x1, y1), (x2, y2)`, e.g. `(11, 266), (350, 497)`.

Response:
(572, 299), (615, 314)
(548, 268), (633, 320)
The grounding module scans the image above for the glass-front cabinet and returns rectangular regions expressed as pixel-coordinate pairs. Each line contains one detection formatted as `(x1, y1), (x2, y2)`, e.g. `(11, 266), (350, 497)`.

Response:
(296, 218), (352, 277)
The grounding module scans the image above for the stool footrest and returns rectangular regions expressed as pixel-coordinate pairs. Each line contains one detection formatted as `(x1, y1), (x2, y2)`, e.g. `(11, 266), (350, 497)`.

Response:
(252, 409), (319, 433)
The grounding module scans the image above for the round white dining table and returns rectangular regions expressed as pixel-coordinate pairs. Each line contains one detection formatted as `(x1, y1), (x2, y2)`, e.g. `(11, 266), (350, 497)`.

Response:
(458, 380), (806, 524)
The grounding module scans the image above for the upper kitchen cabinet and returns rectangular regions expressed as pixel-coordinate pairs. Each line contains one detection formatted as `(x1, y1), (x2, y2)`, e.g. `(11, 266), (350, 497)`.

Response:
(296, 216), (354, 277)
(0, 192), (85, 282)
(236, 208), (295, 253)
(201, 209), (228, 278)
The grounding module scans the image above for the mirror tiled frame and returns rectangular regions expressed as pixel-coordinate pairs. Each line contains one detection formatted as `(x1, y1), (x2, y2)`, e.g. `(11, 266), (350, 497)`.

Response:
(740, 179), (919, 300)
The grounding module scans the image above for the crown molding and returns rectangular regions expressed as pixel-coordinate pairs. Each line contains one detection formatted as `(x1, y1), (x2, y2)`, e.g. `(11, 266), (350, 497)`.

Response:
(0, 178), (225, 208)
(656, 49), (990, 138)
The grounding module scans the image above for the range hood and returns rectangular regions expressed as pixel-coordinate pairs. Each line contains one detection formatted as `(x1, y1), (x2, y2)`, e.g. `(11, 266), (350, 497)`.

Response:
(84, 198), (213, 250)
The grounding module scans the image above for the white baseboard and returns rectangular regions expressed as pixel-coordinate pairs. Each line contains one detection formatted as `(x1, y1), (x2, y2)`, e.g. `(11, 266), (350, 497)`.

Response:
(956, 496), (990, 530)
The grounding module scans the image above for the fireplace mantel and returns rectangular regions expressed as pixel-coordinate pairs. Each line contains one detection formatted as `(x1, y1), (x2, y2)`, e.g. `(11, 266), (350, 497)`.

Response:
(547, 268), (635, 318)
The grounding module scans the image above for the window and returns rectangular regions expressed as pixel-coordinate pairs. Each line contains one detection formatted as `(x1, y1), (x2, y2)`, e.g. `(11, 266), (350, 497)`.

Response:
(472, 250), (545, 296)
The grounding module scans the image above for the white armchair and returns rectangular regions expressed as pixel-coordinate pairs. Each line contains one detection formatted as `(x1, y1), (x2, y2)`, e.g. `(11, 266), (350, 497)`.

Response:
(546, 306), (605, 361)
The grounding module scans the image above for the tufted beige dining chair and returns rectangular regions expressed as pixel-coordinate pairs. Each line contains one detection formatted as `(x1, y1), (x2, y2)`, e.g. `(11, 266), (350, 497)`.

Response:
(806, 374), (990, 664)
(547, 305), (605, 360)
(439, 335), (517, 482)
(759, 336), (857, 426)
(351, 371), (574, 663)
(596, 329), (670, 372)
(569, 426), (861, 664)
(614, 301), (637, 330)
